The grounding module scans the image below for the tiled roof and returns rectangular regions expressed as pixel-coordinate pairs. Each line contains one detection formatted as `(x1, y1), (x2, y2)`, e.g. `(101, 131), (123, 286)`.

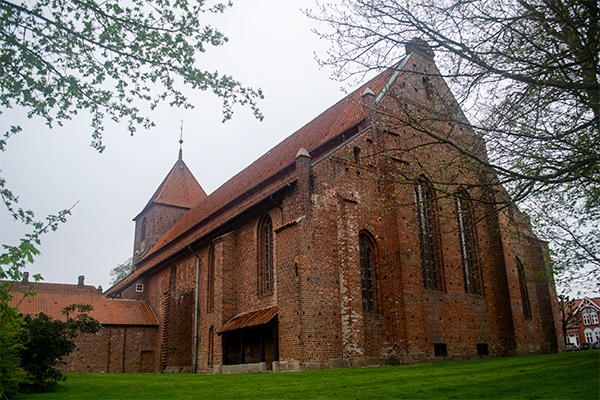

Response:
(106, 54), (414, 297)
(217, 306), (278, 334)
(8, 288), (157, 326)
(134, 157), (207, 220)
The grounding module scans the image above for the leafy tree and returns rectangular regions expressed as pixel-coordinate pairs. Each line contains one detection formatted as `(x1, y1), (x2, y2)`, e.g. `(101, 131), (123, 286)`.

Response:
(109, 257), (133, 285)
(557, 294), (580, 345)
(19, 304), (101, 393)
(1, 0), (263, 329)
(0, 0), (263, 152)
(311, 0), (599, 291)
(0, 317), (27, 398)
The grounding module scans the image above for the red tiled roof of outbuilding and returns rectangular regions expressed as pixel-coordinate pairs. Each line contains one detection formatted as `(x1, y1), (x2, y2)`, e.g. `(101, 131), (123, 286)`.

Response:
(106, 55), (412, 297)
(9, 288), (157, 326)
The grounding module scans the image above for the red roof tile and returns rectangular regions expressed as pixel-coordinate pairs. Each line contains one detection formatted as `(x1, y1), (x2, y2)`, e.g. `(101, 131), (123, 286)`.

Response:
(217, 306), (278, 334)
(8, 288), (157, 326)
(106, 56), (413, 297)
(134, 157), (207, 220)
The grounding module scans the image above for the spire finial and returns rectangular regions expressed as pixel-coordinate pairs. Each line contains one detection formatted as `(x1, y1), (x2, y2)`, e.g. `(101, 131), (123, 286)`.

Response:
(178, 118), (184, 160)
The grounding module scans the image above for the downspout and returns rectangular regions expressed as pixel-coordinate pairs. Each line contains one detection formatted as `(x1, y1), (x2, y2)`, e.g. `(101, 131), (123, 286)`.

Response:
(188, 245), (200, 374)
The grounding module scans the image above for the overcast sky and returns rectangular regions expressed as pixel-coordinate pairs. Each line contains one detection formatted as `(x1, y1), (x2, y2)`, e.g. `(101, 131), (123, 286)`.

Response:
(2, 0), (593, 298)
(1, 0), (351, 290)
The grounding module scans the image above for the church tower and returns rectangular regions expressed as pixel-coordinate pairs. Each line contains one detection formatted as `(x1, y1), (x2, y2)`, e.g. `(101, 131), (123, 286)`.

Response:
(132, 141), (206, 265)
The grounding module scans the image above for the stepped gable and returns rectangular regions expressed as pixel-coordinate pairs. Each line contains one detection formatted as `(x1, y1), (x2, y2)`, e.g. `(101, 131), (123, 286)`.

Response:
(106, 58), (410, 296)
(134, 156), (207, 221)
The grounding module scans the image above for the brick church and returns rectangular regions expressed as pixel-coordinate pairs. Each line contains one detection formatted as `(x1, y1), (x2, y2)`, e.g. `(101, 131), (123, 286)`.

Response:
(11, 39), (563, 374)
(101, 39), (563, 373)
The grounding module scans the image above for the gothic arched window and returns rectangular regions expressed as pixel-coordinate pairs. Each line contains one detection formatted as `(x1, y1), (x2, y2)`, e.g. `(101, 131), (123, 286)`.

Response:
(415, 178), (443, 291)
(359, 233), (376, 312)
(455, 191), (482, 295)
(258, 215), (274, 295)
(516, 257), (532, 320)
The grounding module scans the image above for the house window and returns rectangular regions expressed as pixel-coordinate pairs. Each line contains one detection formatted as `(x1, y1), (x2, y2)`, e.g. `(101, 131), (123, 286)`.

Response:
(258, 215), (274, 295)
(594, 328), (600, 342)
(136, 283), (144, 292)
(567, 334), (580, 347)
(415, 179), (442, 291)
(359, 233), (376, 312)
(584, 328), (594, 343)
(455, 192), (481, 295)
(590, 312), (598, 325)
(207, 244), (215, 312)
(516, 257), (532, 320)
(434, 343), (448, 357)
(582, 313), (591, 325)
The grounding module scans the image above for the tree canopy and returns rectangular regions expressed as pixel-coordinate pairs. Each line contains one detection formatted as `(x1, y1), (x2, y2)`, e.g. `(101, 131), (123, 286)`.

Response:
(1, 0), (262, 292)
(311, 0), (599, 292)
(0, 0), (263, 152)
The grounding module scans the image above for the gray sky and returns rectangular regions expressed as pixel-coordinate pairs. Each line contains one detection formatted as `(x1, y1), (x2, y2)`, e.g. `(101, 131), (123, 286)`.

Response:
(1, 0), (348, 290)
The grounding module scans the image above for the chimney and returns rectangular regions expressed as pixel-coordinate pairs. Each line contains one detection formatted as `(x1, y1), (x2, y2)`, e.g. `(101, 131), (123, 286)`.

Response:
(78, 275), (85, 289)
(21, 272), (29, 284)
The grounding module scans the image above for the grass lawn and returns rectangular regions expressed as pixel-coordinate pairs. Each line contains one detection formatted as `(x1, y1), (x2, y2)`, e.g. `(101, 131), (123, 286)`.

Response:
(18, 350), (599, 399)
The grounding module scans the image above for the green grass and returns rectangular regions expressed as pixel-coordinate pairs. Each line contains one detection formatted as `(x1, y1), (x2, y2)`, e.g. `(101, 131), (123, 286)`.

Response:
(18, 351), (599, 399)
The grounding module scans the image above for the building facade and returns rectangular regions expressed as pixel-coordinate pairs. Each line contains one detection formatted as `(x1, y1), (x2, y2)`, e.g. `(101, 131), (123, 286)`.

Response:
(566, 297), (600, 347)
(105, 40), (563, 373)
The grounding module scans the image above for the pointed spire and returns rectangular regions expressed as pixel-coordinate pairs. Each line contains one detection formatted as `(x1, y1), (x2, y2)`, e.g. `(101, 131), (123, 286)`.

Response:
(178, 118), (184, 161)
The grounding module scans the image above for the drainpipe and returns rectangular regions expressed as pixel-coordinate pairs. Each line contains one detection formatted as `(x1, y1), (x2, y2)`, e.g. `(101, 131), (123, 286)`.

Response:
(188, 245), (200, 374)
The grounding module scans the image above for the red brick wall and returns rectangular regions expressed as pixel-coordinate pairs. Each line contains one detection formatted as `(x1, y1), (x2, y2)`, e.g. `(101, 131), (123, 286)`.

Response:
(62, 325), (158, 373)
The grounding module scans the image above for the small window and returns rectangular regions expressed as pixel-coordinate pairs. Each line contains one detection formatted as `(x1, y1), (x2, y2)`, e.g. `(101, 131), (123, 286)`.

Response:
(477, 343), (489, 356)
(136, 283), (144, 292)
(353, 147), (361, 163)
(434, 343), (447, 357)
(594, 328), (600, 342)
(591, 312), (599, 325)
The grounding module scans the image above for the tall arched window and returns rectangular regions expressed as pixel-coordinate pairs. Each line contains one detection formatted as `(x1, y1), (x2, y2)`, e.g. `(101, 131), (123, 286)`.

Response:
(207, 244), (215, 312)
(516, 257), (532, 320)
(455, 191), (482, 295)
(359, 233), (376, 312)
(415, 178), (442, 291)
(258, 215), (274, 295)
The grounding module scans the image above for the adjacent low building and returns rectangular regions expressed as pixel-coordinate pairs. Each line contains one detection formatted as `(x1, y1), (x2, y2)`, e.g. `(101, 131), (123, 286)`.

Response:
(7, 274), (158, 373)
